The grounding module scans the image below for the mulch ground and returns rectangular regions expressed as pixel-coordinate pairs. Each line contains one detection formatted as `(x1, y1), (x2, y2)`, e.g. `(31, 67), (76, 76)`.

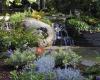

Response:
(0, 60), (11, 80)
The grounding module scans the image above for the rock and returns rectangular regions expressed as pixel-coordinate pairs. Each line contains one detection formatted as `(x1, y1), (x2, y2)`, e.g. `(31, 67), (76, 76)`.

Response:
(22, 18), (55, 47)
(81, 60), (96, 67)
(96, 76), (100, 80)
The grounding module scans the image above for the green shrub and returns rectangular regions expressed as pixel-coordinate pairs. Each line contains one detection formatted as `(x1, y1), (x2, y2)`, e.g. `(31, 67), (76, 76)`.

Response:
(94, 23), (100, 31)
(5, 49), (36, 66)
(52, 49), (82, 67)
(67, 19), (90, 31)
(0, 29), (11, 52)
(41, 17), (52, 25)
(84, 64), (100, 75)
(10, 70), (45, 80)
(0, 28), (39, 52)
(10, 12), (26, 25)
(10, 62), (56, 80)
(81, 16), (100, 25)
(10, 11), (32, 26)
(10, 28), (39, 48)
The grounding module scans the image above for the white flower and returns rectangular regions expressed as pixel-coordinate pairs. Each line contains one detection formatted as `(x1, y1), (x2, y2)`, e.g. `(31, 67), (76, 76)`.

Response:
(4, 16), (10, 21)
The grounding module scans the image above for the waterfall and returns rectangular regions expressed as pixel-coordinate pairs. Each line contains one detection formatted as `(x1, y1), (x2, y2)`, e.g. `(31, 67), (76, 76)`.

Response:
(53, 23), (74, 46)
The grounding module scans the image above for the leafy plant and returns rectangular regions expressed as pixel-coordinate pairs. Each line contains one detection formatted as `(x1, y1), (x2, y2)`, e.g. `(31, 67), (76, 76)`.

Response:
(5, 49), (36, 66)
(53, 49), (81, 68)
(67, 19), (90, 31)
(0, 29), (11, 52)
(41, 17), (52, 25)
(10, 12), (26, 25)
(6, 0), (36, 6)
(81, 15), (100, 25)
(92, 23), (100, 32)
(84, 76), (93, 80)
(32, 11), (45, 20)
(0, 27), (39, 52)
(84, 64), (100, 75)
(56, 68), (83, 80)
(10, 70), (45, 80)
(10, 50), (83, 80)
(34, 55), (55, 73)
(31, 11), (52, 25)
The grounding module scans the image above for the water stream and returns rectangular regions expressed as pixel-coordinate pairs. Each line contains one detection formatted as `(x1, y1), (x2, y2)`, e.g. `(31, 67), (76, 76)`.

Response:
(53, 23), (74, 46)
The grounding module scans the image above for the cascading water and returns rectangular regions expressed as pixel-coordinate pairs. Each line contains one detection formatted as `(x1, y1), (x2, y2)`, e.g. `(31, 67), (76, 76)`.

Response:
(53, 23), (74, 46)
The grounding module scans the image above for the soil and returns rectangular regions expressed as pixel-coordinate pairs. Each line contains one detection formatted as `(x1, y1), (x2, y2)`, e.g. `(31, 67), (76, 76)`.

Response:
(0, 59), (12, 80)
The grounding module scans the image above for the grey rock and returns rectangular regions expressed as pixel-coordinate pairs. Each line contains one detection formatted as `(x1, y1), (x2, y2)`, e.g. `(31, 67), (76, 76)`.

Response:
(81, 60), (96, 67)
(23, 18), (55, 47)
(96, 76), (100, 80)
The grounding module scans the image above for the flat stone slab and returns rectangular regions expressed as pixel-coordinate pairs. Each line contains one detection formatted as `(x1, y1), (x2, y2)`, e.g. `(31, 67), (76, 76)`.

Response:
(96, 76), (100, 80)
(81, 60), (96, 67)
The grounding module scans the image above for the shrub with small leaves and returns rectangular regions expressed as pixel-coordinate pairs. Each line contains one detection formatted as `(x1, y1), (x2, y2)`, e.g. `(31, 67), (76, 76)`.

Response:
(67, 19), (90, 31)
(52, 49), (81, 68)
(5, 49), (36, 66)
(56, 68), (83, 80)
(10, 70), (45, 80)
(34, 55), (55, 73)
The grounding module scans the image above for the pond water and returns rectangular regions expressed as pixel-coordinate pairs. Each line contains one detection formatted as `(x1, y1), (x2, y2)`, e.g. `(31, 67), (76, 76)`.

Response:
(73, 47), (100, 63)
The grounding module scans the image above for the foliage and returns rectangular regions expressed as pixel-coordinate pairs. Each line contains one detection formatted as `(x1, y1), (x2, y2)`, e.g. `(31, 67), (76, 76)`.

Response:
(32, 10), (45, 19)
(67, 19), (90, 31)
(0, 11), (51, 52)
(46, 0), (95, 14)
(10, 67), (83, 80)
(84, 76), (93, 80)
(94, 0), (100, 18)
(84, 64), (100, 75)
(92, 22), (100, 32)
(9, 28), (39, 48)
(10, 70), (45, 80)
(56, 68), (83, 80)
(10, 10), (51, 26)
(10, 11), (32, 25)
(31, 10), (52, 25)
(32, 10), (45, 20)
(81, 15), (100, 25)
(52, 49), (81, 67)
(34, 55), (55, 73)
(6, 0), (22, 6)
(0, 29), (10, 52)
(5, 49), (36, 66)
(10, 52), (83, 80)
(41, 17), (52, 25)
(10, 56), (56, 80)
(78, 15), (100, 32)
(0, 28), (39, 51)
(10, 12), (25, 25)
(6, 0), (36, 6)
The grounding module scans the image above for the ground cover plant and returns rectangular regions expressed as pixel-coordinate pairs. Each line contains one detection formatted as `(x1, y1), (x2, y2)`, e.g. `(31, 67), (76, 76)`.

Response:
(8, 49), (99, 80)
(9, 49), (85, 80)
(0, 0), (100, 80)
(66, 15), (100, 33)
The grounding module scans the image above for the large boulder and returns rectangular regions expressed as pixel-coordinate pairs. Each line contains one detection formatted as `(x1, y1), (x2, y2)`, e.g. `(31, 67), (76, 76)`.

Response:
(22, 18), (55, 47)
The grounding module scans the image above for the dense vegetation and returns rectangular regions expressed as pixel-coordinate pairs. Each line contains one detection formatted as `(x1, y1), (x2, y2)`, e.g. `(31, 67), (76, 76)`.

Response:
(0, 0), (100, 80)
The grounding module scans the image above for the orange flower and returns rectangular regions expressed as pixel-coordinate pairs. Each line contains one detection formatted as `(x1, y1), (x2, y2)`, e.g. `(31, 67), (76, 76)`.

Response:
(36, 47), (45, 56)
